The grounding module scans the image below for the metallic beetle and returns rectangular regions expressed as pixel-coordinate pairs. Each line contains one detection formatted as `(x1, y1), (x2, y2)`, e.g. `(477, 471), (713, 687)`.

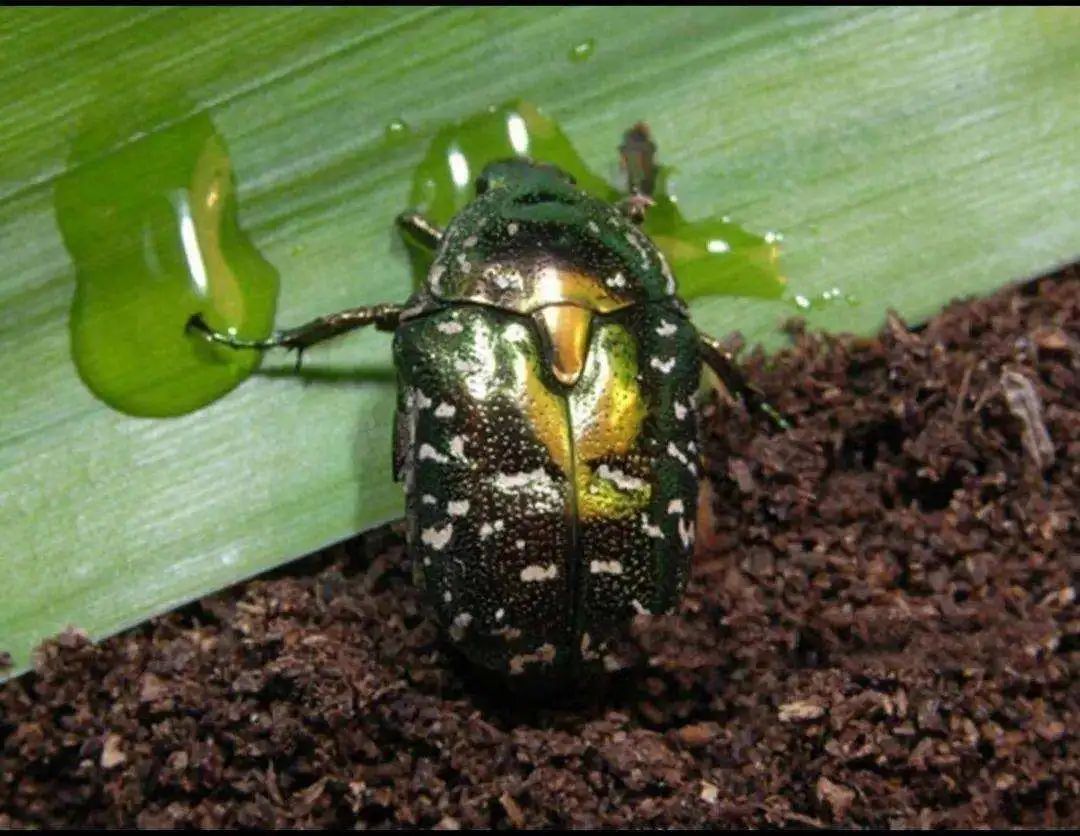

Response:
(190, 126), (779, 681)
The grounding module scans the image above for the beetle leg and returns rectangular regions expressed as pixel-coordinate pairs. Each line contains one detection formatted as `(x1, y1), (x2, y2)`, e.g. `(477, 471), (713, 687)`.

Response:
(617, 122), (658, 224)
(698, 333), (791, 430)
(396, 211), (443, 251)
(187, 304), (402, 370)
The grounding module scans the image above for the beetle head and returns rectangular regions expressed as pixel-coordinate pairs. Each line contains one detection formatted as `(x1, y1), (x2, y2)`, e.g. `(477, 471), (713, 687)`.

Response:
(474, 158), (577, 199)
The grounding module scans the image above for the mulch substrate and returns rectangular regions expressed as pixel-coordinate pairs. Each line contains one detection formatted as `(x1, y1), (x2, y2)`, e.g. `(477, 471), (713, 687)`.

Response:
(1, 270), (1077, 828)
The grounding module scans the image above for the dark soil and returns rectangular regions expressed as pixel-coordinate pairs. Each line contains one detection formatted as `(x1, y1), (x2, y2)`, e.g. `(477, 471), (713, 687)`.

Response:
(2, 270), (1077, 829)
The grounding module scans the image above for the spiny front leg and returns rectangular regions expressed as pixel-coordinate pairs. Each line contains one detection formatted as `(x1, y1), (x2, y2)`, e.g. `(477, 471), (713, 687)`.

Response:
(396, 211), (443, 251)
(187, 304), (402, 369)
(699, 332), (790, 431)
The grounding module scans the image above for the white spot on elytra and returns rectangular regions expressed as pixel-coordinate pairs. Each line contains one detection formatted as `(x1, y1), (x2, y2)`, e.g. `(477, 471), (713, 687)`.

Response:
(437, 320), (464, 335)
(590, 559), (623, 575)
(651, 356), (676, 374)
(606, 272), (627, 289)
(656, 319), (677, 337)
(479, 519), (505, 541)
(449, 611), (473, 642)
(668, 441), (690, 467)
(674, 401), (689, 420)
(641, 513), (663, 539)
(435, 402), (456, 419)
(421, 524), (453, 551)
(596, 464), (648, 492)
(412, 389), (433, 409)
(422, 494), (437, 505)
(507, 222), (519, 236)
(587, 220), (600, 234)
(494, 608), (505, 621)
(678, 517), (695, 549)
(447, 499), (470, 516)
(520, 563), (558, 582)
(667, 499), (685, 515)
(456, 253), (472, 274)
(495, 468), (547, 490)
(516, 539), (526, 549)
(449, 436), (466, 458)
(443, 590), (453, 603)
(418, 444), (449, 464)
(463, 235), (478, 248)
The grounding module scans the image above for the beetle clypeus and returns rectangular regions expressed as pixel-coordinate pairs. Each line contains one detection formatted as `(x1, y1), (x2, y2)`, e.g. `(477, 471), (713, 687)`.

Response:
(189, 124), (784, 683)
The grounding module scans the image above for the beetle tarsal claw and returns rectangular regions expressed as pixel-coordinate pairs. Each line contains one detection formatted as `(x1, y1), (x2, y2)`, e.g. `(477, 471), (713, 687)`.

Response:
(532, 304), (593, 387)
(186, 313), (210, 338)
(619, 193), (655, 224)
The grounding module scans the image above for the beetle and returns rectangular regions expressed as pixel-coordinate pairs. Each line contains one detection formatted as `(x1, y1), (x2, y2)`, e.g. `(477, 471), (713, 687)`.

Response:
(189, 124), (782, 682)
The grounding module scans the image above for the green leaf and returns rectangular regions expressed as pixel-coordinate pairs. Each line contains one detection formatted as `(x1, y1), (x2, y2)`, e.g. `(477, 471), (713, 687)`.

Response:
(1, 7), (1077, 676)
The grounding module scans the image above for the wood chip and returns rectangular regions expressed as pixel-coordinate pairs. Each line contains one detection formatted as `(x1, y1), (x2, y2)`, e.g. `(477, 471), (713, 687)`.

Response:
(817, 775), (856, 820)
(1000, 369), (1055, 470)
(779, 700), (826, 722)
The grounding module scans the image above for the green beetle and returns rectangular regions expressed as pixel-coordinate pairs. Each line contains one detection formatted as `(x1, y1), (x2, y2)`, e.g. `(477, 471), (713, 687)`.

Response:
(190, 125), (781, 681)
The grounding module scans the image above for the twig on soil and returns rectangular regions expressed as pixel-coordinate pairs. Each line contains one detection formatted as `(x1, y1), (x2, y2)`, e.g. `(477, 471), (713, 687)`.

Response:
(952, 363), (974, 424)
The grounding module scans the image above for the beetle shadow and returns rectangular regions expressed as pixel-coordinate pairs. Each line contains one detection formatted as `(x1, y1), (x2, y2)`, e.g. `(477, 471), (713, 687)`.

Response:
(254, 364), (397, 385)
(436, 638), (659, 730)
